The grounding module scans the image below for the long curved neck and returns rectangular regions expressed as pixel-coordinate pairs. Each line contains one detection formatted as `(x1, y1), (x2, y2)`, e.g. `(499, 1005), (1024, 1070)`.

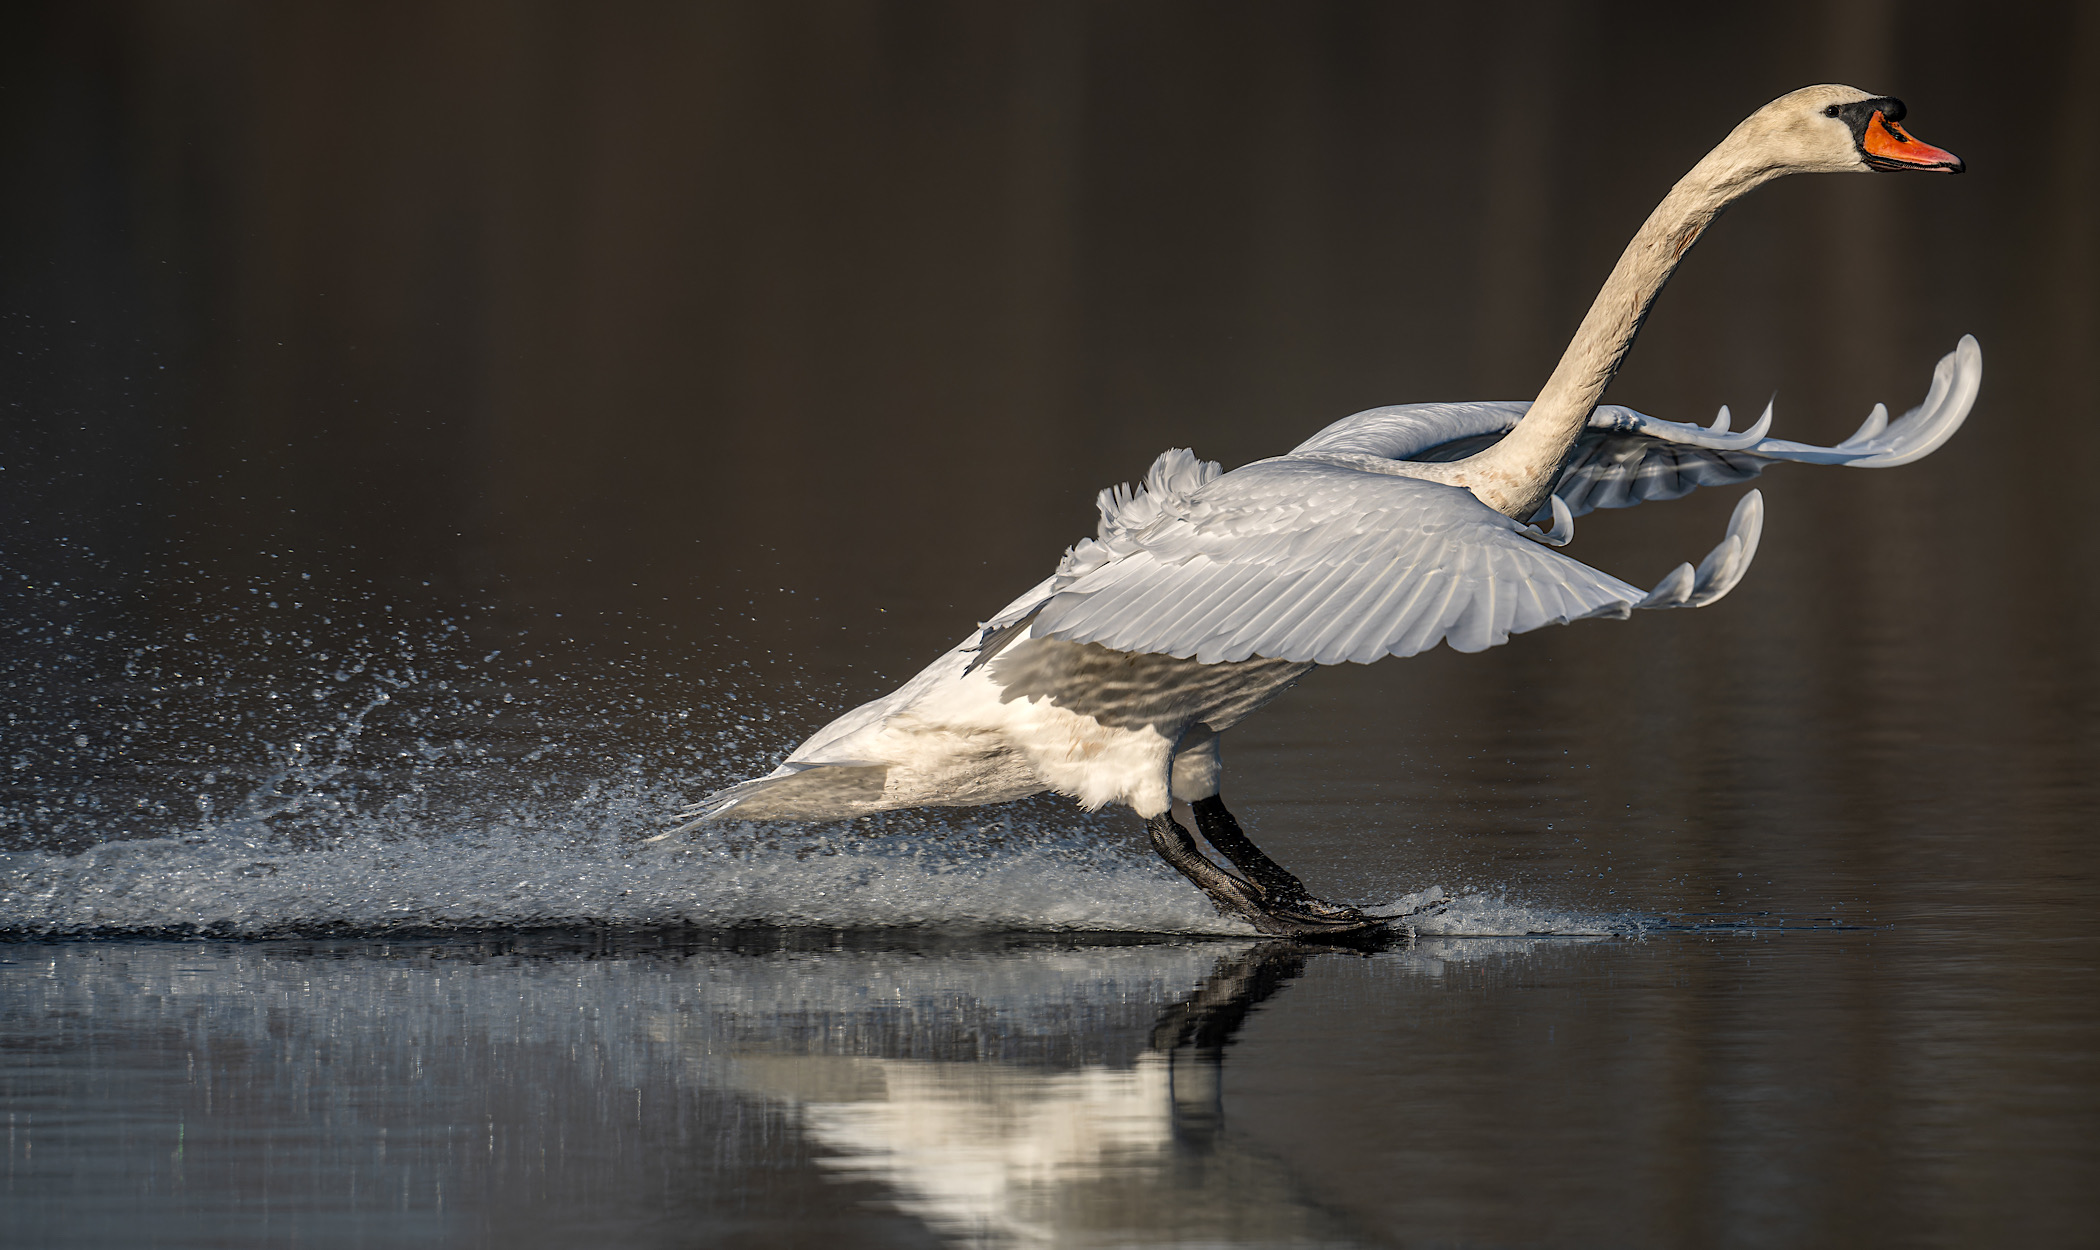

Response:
(1451, 142), (1781, 519)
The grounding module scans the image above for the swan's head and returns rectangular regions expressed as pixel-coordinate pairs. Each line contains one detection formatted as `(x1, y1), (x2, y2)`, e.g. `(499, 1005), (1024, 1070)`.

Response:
(1716, 84), (1964, 182)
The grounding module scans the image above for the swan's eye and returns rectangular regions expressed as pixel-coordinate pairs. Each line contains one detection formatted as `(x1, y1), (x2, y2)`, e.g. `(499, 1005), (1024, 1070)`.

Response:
(1824, 105), (1842, 118)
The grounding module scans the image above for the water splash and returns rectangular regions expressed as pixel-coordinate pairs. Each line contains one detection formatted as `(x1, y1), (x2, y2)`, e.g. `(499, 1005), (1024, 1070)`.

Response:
(1382, 886), (1645, 937)
(0, 813), (1638, 937)
(0, 551), (1634, 940)
(0, 566), (1234, 937)
(0, 818), (1253, 938)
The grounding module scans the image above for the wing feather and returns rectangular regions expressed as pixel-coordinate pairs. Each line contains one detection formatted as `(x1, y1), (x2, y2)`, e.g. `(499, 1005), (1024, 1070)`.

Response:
(1143, 560), (1269, 646)
(1322, 554), (1436, 664)
(998, 335), (1981, 667)
(1287, 336), (1979, 523)
(1029, 463), (1671, 665)
(1252, 558), (1370, 657)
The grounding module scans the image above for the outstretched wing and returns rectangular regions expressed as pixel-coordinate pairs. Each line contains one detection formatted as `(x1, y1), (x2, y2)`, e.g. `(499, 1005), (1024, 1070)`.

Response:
(1290, 335), (1981, 521)
(1025, 459), (1763, 666)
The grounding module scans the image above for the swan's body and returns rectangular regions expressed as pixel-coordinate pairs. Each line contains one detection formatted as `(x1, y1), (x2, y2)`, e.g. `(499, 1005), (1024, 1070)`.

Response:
(670, 85), (1976, 935)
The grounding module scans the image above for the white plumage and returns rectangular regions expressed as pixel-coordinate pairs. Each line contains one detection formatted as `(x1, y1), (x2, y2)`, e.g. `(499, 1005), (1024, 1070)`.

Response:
(671, 334), (1976, 830)
(664, 84), (1976, 935)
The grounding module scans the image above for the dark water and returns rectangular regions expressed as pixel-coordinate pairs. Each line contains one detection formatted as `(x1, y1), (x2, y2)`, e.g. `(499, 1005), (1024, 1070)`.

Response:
(3, 929), (2091, 1248)
(3, 1), (2097, 1244)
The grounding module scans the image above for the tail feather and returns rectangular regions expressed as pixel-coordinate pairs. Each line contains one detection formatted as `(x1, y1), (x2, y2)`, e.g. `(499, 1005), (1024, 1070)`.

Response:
(649, 763), (892, 839)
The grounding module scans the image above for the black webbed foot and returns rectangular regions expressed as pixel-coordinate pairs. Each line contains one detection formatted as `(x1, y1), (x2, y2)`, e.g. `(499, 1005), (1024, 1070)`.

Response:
(1147, 811), (1383, 938)
(1190, 796), (1374, 925)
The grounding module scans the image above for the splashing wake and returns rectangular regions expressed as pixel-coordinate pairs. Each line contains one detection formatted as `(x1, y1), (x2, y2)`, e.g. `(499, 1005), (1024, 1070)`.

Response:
(0, 559), (1636, 940)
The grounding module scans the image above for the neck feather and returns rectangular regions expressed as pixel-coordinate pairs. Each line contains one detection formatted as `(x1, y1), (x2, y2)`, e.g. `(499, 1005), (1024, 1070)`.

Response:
(1447, 143), (1779, 518)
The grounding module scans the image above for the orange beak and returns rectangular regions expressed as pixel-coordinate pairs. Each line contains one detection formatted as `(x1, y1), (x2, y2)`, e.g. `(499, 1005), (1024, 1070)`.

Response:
(1863, 110), (1964, 173)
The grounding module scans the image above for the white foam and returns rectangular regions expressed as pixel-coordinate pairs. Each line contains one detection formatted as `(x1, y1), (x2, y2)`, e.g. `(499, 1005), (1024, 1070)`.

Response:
(1379, 885), (1639, 938)
(0, 820), (1658, 940)
(0, 815), (1260, 937)
(0, 815), (1653, 940)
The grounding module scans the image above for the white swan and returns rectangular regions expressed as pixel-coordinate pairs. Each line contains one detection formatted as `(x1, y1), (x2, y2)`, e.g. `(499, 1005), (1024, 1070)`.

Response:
(667, 85), (1978, 935)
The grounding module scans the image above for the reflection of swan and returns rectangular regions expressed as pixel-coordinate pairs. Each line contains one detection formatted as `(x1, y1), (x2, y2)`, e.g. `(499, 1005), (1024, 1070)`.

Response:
(671, 86), (1976, 936)
(20, 934), (1639, 1247)
(719, 942), (1349, 1248)
(752, 1056), (1181, 1245)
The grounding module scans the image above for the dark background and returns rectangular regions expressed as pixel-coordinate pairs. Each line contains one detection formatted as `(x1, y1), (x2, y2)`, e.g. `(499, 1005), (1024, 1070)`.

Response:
(3, 8), (2096, 1244)
(1, 0), (2094, 910)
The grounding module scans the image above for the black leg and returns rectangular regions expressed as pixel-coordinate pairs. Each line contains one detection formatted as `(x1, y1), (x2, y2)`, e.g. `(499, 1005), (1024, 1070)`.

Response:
(1147, 811), (1379, 938)
(1189, 796), (1370, 925)
(1149, 942), (1313, 1054)
(1147, 943), (1313, 1145)
(1147, 812), (1270, 921)
(1189, 796), (1316, 905)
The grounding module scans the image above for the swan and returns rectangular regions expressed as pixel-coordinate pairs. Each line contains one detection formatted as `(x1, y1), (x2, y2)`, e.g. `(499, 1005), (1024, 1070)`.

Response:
(665, 84), (1978, 936)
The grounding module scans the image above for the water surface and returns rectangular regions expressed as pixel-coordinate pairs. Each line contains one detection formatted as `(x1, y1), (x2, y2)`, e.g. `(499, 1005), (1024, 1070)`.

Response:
(3, 1), (2097, 1244)
(8, 927), (2089, 1249)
